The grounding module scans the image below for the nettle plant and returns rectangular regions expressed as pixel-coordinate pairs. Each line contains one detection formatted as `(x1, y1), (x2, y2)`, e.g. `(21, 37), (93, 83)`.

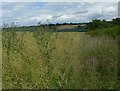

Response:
(2, 22), (24, 60)
(33, 26), (57, 64)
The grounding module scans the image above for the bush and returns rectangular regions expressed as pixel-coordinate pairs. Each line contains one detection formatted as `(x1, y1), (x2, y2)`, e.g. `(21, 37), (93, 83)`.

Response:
(86, 26), (119, 39)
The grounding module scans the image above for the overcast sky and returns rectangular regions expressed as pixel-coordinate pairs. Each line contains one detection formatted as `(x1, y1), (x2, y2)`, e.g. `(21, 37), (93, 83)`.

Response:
(2, 2), (118, 26)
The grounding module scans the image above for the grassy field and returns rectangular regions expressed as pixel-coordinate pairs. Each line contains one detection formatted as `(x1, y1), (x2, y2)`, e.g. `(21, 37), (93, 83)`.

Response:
(2, 26), (118, 89)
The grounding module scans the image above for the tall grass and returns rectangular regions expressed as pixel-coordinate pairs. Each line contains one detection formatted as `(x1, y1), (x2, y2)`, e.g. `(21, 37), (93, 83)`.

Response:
(2, 26), (118, 89)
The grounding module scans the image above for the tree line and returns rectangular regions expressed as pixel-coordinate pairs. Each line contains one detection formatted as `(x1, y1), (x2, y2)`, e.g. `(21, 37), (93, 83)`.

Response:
(85, 18), (120, 30)
(2, 17), (120, 30)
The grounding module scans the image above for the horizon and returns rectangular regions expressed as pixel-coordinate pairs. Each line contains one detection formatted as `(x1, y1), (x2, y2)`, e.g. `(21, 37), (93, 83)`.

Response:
(1, 2), (118, 27)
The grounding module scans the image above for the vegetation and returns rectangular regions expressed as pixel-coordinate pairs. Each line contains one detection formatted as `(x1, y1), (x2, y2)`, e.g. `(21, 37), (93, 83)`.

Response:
(0, 30), (2, 90)
(2, 18), (119, 89)
(86, 18), (120, 30)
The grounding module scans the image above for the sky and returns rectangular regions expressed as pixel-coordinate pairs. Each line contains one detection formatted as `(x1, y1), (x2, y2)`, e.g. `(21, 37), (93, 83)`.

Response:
(1, 2), (118, 26)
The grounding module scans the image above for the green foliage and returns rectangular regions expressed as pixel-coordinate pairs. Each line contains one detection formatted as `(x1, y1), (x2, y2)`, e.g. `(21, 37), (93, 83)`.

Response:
(112, 18), (120, 25)
(87, 19), (111, 30)
(86, 18), (120, 30)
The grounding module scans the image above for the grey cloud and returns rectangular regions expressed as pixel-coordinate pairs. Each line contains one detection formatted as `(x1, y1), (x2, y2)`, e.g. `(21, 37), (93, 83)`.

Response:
(88, 13), (104, 20)
(74, 10), (89, 14)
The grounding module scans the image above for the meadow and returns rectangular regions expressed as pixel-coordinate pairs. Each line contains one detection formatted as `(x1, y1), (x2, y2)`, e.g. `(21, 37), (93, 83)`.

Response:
(2, 26), (119, 89)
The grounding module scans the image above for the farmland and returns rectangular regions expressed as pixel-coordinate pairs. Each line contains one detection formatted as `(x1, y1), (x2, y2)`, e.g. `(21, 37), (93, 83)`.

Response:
(2, 26), (119, 89)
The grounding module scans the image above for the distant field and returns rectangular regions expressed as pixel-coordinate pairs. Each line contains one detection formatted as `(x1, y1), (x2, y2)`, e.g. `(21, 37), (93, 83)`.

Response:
(3, 25), (88, 32)
(57, 25), (78, 30)
(2, 26), (118, 89)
